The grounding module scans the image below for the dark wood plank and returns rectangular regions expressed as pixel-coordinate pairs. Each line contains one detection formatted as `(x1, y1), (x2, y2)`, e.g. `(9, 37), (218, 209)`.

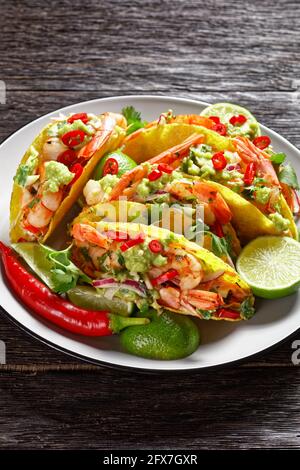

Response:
(1, 367), (300, 449)
(0, 0), (299, 93)
(1, 0), (300, 450)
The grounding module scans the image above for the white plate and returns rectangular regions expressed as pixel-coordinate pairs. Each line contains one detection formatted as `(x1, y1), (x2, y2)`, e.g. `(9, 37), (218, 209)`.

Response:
(0, 95), (299, 372)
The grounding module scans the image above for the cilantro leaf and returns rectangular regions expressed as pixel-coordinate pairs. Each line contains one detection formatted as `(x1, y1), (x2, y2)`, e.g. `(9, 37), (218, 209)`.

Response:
(270, 152), (286, 164)
(122, 106), (147, 135)
(278, 163), (299, 189)
(46, 246), (91, 293)
(14, 165), (30, 186)
(205, 231), (229, 258)
(197, 309), (214, 320)
(13, 242), (91, 294)
(240, 298), (255, 320)
(122, 105), (142, 123)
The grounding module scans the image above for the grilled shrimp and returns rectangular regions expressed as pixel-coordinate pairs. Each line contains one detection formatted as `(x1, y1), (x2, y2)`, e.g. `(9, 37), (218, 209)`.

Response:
(109, 134), (204, 201)
(43, 137), (68, 161)
(71, 223), (110, 249)
(167, 180), (232, 226)
(158, 286), (224, 315)
(149, 248), (203, 290)
(234, 136), (280, 186)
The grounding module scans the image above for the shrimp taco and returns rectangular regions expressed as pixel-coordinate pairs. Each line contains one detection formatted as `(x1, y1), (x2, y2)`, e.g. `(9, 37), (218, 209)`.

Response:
(81, 135), (241, 264)
(70, 220), (255, 321)
(74, 199), (240, 266)
(10, 112), (127, 243)
(121, 123), (298, 243)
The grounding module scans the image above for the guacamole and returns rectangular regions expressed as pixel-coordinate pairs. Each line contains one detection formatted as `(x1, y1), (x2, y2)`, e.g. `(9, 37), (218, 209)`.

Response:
(44, 161), (74, 192)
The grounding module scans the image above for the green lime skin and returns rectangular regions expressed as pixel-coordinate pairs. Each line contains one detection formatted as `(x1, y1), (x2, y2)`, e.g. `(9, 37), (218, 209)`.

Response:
(236, 236), (300, 299)
(120, 309), (200, 360)
(93, 149), (136, 180)
(67, 286), (135, 317)
(200, 102), (260, 139)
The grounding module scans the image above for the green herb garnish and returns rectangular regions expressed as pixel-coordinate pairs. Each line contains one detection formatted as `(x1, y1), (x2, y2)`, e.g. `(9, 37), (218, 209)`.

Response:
(122, 106), (147, 135)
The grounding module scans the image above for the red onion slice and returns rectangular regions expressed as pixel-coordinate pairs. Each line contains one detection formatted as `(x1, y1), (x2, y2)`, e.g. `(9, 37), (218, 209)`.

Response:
(92, 278), (147, 297)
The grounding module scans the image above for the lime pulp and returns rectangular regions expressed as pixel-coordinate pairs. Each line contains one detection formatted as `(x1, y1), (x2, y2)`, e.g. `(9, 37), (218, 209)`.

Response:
(200, 102), (261, 139)
(93, 149), (136, 180)
(236, 236), (300, 299)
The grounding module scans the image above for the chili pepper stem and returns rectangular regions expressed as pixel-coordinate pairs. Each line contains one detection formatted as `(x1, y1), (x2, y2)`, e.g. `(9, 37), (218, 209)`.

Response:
(109, 314), (150, 334)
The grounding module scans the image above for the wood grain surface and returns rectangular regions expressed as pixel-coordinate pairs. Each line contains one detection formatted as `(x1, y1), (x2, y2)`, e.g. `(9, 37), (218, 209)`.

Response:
(0, 0), (300, 450)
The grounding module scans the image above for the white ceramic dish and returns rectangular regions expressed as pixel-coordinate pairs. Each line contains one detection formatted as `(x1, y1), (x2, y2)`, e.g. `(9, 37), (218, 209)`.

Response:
(0, 95), (299, 372)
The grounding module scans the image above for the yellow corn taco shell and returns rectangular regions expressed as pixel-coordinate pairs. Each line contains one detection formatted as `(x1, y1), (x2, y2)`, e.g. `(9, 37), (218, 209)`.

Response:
(71, 219), (254, 321)
(10, 116), (126, 243)
(122, 123), (234, 163)
(199, 181), (297, 243)
(73, 200), (241, 263)
(72, 200), (149, 226)
(122, 123), (297, 243)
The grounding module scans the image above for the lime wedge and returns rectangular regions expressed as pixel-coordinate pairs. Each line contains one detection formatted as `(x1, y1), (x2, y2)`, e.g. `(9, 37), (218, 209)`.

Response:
(200, 102), (260, 139)
(94, 149), (136, 180)
(68, 286), (135, 317)
(236, 236), (300, 299)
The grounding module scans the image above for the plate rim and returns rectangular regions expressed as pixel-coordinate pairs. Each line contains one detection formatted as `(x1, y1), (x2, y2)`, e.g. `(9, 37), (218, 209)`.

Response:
(1, 93), (299, 372)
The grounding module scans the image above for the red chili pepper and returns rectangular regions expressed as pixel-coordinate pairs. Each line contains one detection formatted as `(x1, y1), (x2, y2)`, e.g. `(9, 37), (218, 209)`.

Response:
(211, 221), (224, 238)
(151, 269), (178, 286)
(244, 162), (256, 185)
(69, 163), (84, 186)
(67, 112), (89, 124)
(23, 222), (42, 235)
(212, 123), (227, 136)
(0, 242), (148, 336)
(157, 163), (173, 174)
(209, 116), (220, 125)
(62, 129), (86, 148)
(253, 135), (271, 150)
(58, 149), (77, 168)
(216, 308), (241, 320)
(120, 234), (145, 252)
(103, 157), (119, 176)
(148, 169), (162, 181)
(229, 114), (247, 126)
(148, 240), (163, 253)
(212, 151), (227, 171)
(105, 230), (129, 242)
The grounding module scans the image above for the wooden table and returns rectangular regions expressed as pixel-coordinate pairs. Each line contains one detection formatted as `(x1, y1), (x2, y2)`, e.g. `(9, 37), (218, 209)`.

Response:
(0, 0), (300, 450)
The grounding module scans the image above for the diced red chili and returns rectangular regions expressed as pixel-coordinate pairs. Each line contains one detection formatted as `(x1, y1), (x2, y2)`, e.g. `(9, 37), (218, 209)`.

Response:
(69, 163), (84, 186)
(212, 151), (227, 171)
(244, 162), (256, 185)
(103, 158), (119, 176)
(216, 308), (241, 320)
(212, 123), (227, 136)
(148, 239), (163, 253)
(62, 130), (86, 148)
(229, 114), (247, 126)
(23, 223), (41, 235)
(209, 116), (220, 125)
(253, 135), (271, 150)
(120, 234), (145, 252)
(157, 163), (173, 174)
(151, 269), (178, 286)
(67, 112), (89, 124)
(58, 149), (77, 168)
(211, 221), (224, 238)
(148, 169), (162, 181)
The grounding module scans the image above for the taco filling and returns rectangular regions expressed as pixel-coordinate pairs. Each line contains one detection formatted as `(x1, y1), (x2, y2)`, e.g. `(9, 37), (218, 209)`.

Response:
(181, 136), (299, 233)
(10, 112), (126, 242)
(70, 221), (254, 321)
(82, 139), (241, 265)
